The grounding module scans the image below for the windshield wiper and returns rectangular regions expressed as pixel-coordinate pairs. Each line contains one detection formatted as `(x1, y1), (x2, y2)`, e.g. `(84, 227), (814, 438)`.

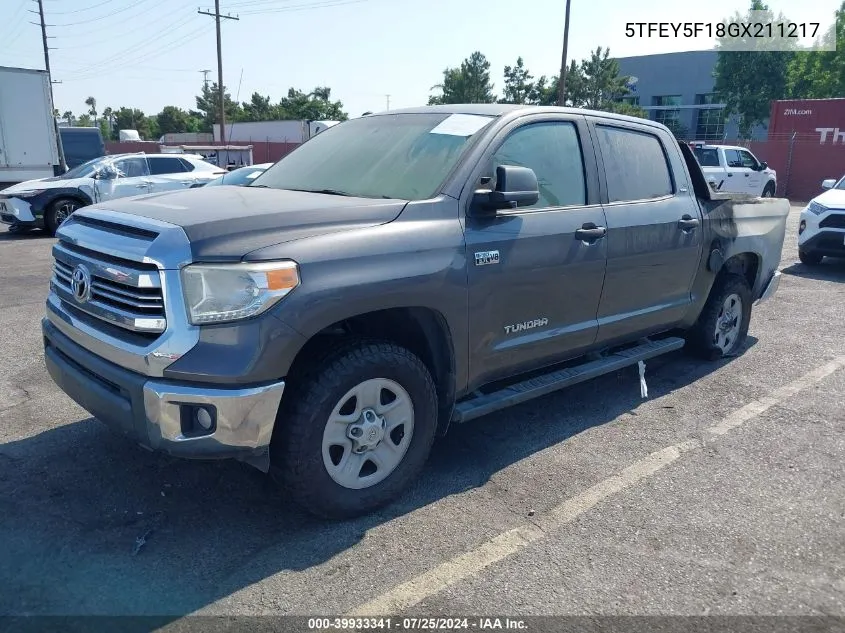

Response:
(288, 188), (354, 197)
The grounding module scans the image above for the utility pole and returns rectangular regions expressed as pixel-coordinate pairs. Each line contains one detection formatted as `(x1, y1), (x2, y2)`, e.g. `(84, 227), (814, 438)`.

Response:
(34, 0), (66, 172)
(556, 0), (573, 107)
(200, 69), (211, 89)
(198, 3), (238, 145)
(385, 94), (391, 111)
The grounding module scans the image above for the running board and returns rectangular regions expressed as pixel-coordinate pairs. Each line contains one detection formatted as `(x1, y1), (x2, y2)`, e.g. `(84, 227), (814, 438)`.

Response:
(452, 337), (685, 424)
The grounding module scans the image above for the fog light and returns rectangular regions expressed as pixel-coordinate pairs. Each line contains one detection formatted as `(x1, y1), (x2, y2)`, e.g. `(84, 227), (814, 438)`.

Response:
(196, 407), (213, 430)
(799, 220), (806, 234)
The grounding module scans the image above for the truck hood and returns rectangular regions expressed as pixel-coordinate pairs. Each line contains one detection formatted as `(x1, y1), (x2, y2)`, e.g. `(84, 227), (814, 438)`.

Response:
(90, 185), (408, 259)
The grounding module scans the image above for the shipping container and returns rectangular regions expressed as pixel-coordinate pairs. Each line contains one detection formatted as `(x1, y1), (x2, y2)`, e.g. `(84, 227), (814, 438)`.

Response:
(214, 119), (339, 144)
(768, 98), (845, 143)
(0, 66), (61, 186)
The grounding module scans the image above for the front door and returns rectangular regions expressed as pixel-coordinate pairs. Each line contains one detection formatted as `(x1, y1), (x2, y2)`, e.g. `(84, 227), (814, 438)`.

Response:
(590, 122), (704, 346)
(97, 156), (152, 201)
(722, 148), (754, 194)
(466, 117), (608, 387)
(737, 148), (763, 195)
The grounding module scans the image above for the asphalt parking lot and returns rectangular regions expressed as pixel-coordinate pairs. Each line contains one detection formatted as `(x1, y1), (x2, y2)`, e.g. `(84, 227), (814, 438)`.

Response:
(1, 205), (844, 626)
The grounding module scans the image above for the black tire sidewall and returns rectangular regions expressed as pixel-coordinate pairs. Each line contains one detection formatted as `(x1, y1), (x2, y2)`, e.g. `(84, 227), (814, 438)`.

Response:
(276, 342), (438, 518)
(688, 274), (752, 359)
(799, 249), (823, 265)
(763, 182), (775, 197)
(45, 198), (79, 235)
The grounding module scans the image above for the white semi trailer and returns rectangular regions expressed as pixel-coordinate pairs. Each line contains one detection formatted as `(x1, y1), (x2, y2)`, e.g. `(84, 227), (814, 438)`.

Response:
(0, 66), (62, 187)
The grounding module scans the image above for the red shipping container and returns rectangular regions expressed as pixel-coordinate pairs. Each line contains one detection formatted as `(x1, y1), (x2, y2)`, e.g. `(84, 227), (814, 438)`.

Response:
(768, 98), (845, 143)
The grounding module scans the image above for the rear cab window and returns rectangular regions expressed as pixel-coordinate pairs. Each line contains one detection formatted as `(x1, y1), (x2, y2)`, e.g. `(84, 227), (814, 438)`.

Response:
(594, 125), (674, 202)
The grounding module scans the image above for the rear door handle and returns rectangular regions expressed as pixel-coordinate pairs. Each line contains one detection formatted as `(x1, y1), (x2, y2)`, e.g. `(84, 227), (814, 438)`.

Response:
(575, 223), (607, 242)
(678, 215), (700, 231)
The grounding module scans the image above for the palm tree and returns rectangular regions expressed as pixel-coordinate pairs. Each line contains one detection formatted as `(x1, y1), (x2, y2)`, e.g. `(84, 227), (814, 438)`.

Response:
(62, 111), (74, 126)
(85, 96), (97, 124)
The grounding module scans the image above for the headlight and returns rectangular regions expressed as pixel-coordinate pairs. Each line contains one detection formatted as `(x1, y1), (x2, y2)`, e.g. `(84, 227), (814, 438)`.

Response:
(11, 189), (45, 198)
(181, 261), (300, 325)
(807, 201), (828, 216)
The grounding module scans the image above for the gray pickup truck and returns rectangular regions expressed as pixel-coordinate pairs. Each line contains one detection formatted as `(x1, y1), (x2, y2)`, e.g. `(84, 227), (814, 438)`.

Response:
(43, 105), (790, 518)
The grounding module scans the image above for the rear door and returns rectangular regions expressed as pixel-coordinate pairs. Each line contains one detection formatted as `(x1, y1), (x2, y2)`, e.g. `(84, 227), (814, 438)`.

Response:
(590, 120), (704, 347)
(464, 114), (608, 386)
(146, 156), (196, 192)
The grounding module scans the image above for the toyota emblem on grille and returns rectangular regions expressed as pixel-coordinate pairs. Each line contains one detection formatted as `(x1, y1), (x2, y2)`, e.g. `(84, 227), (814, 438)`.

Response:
(70, 264), (92, 303)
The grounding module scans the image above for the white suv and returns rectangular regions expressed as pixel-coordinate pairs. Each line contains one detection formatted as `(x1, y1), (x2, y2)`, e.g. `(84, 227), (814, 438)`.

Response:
(691, 143), (777, 198)
(0, 153), (226, 235)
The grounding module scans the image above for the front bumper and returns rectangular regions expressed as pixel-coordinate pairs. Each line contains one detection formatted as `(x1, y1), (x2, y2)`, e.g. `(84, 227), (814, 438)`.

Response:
(0, 196), (39, 226)
(43, 317), (285, 471)
(754, 270), (781, 305)
(799, 229), (845, 258)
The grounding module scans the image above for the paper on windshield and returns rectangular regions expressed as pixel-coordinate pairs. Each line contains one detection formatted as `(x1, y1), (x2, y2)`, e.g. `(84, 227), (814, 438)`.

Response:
(429, 114), (491, 137)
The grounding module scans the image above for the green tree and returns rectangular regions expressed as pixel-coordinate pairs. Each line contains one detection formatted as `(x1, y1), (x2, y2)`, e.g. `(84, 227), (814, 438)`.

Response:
(241, 92), (275, 121)
(195, 82), (243, 132)
(98, 119), (110, 141)
(112, 107), (156, 140)
(62, 111), (75, 126)
(500, 57), (537, 104)
(580, 47), (630, 110)
(156, 106), (191, 135)
(428, 51), (496, 104)
(85, 96), (97, 124)
(713, 0), (796, 138)
(278, 87), (348, 120)
(786, 1), (845, 98)
(603, 100), (649, 118)
(77, 113), (93, 127)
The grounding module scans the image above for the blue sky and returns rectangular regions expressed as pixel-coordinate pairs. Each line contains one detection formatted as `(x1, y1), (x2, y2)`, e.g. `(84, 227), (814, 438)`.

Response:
(1, 0), (840, 119)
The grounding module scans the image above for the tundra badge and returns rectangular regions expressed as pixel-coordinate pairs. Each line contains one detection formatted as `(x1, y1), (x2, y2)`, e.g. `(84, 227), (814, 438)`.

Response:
(475, 250), (500, 266)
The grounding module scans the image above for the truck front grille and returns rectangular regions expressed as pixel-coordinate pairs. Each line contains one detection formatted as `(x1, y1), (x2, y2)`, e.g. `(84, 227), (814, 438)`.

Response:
(51, 242), (166, 335)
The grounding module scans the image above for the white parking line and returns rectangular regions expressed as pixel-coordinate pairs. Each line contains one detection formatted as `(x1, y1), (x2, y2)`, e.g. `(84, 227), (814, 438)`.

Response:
(349, 356), (845, 617)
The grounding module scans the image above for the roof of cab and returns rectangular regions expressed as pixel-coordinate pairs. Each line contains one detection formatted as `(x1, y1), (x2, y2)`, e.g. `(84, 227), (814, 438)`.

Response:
(367, 103), (669, 130)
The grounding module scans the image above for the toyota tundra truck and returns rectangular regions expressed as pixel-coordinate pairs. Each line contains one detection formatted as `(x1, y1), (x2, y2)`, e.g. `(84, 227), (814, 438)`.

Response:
(43, 105), (790, 518)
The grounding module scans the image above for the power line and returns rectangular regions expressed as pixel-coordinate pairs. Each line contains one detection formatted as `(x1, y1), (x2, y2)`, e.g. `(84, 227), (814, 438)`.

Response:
(238, 0), (372, 14)
(198, 2), (239, 145)
(48, 0), (115, 15)
(49, 0), (155, 27)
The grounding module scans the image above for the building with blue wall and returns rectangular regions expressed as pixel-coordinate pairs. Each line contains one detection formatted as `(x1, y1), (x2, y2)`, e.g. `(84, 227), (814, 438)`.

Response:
(614, 50), (768, 141)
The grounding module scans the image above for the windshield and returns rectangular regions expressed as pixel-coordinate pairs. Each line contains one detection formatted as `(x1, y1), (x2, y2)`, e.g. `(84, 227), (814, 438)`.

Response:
(693, 147), (720, 167)
(836, 176), (845, 190)
(250, 112), (494, 200)
(206, 166), (267, 187)
(58, 156), (108, 179)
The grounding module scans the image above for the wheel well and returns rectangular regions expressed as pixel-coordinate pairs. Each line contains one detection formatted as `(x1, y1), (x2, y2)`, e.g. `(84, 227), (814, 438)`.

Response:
(286, 307), (456, 435)
(49, 194), (90, 210)
(721, 252), (759, 291)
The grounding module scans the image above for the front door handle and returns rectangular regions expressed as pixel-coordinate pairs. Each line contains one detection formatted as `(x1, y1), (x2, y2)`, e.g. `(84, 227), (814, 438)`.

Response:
(135, 183), (148, 188)
(678, 215), (700, 231)
(575, 223), (607, 242)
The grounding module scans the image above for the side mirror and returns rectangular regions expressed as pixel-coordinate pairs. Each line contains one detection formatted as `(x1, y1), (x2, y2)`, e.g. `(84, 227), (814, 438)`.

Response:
(94, 168), (116, 180)
(471, 165), (539, 215)
(822, 179), (836, 190)
(759, 161), (768, 171)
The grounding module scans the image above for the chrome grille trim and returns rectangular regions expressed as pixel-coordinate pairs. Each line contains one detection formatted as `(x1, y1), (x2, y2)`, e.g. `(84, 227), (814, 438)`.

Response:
(46, 208), (200, 378)
(51, 245), (166, 333)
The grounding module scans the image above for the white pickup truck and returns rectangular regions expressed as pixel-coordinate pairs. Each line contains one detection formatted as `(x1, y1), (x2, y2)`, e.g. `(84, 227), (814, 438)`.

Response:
(691, 143), (777, 198)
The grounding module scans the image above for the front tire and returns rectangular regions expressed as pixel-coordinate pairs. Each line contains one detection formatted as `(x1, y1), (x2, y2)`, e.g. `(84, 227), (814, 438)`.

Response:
(45, 198), (82, 236)
(271, 340), (438, 519)
(762, 182), (776, 198)
(685, 273), (752, 360)
(799, 249), (823, 266)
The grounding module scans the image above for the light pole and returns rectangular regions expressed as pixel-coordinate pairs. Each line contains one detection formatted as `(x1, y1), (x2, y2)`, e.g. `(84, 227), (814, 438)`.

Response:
(557, 0), (573, 107)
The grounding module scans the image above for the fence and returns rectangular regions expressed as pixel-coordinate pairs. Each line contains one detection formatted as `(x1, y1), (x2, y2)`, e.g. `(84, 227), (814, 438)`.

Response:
(104, 140), (301, 164)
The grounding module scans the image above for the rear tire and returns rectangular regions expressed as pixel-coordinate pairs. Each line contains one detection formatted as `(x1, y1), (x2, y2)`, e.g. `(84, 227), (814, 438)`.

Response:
(271, 340), (438, 519)
(799, 249), (823, 266)
(45, 198), (82, 236)
(685, 273), (752, 360)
